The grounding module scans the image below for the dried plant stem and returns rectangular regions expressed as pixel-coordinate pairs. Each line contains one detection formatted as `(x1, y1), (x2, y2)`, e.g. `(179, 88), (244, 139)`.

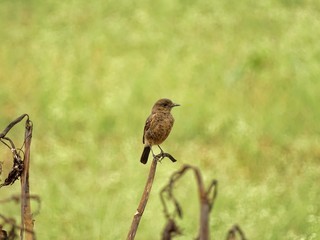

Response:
(20, 120), (34, 240)
(0, 114), (29, 139)
(127, 157), (158, 240)
(160, 164), (218, 240)
(226, 224), (247, 240)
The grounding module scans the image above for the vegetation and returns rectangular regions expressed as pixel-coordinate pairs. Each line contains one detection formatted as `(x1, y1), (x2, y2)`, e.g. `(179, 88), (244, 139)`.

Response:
(1, 0), (319, 239)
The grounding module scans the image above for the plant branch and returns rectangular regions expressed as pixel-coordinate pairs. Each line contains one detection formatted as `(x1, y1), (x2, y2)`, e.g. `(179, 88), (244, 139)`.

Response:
(160, 164), (218, 240)
(226, 224), (247, 240)
(127, 152), (176, 240)
(0, 114), (29, 139)
(20, 119), (34, 240)
(126, 157), (158, 240)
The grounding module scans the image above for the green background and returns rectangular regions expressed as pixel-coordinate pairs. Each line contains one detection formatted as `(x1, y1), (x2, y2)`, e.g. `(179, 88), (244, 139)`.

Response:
(1, 0), (320, 239)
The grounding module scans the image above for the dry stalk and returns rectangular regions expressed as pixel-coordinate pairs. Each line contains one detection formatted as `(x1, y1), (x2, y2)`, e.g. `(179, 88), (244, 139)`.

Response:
(160, 164), (218, 240)
(127, 153), (176, 240)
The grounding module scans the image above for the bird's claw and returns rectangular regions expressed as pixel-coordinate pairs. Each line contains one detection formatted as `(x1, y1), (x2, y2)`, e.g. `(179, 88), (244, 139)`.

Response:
(153, 152), (165, 163)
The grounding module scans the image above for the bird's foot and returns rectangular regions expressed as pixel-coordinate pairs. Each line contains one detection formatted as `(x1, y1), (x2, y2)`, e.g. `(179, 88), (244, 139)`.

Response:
(154, 153), (164, 163)
(153, 148), (177, 163)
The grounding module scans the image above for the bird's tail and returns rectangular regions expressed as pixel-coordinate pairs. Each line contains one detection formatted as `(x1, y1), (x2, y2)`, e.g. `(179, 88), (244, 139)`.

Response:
(140, 146), (150, 164)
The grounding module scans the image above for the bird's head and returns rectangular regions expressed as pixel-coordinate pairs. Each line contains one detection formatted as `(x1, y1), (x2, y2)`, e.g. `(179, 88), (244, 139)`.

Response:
(152, 98), (180, 113)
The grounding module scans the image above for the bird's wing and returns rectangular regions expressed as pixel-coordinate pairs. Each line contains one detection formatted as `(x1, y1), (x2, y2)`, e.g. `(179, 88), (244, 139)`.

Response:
(143, 114), (152, 144)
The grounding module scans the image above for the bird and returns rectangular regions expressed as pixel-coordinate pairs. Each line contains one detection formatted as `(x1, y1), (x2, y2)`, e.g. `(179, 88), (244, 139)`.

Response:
(140, 98), (180, 164)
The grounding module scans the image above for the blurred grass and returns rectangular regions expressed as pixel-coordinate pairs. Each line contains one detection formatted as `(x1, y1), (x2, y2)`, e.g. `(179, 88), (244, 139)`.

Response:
(0, 0), (320, 239)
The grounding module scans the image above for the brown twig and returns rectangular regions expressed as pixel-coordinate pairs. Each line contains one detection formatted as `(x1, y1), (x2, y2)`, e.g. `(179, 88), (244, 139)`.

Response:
(127, 152), (176, 240)
(0, 114), (29, 139)
(0, 114), (30, 188)
(0, 194), (41, 216)
(127, 157), (158, 240)
(0, 214), (35, 239)
(226, 224), (247, 240)
(160, 164), (218, 240)
(0, 115), (36, 240)
(0, 194), (40, 240)
(161, 219), (181, 240)
(20, 119), (34, 240)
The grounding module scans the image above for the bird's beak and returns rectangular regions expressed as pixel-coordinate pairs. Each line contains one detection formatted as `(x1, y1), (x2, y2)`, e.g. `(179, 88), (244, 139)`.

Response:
(172, 103), (180, 107)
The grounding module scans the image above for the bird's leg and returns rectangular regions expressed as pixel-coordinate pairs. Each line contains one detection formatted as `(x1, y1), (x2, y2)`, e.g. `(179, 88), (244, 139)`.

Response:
(158, 145), (164, 155)
(157, 145), (165, 162)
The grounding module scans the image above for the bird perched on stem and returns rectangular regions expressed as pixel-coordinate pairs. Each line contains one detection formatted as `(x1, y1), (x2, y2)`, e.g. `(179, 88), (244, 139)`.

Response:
(140, 98), (180, 164)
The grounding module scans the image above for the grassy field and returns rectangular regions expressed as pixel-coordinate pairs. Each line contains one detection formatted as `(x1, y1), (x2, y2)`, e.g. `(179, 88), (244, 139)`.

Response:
(1, 0), (320, 239)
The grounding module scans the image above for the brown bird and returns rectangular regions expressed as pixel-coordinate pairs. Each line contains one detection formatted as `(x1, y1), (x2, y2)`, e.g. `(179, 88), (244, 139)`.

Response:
(140, 98), (180, 164)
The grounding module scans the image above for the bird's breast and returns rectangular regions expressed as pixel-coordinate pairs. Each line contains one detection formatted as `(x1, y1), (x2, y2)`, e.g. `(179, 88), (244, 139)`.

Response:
(145, 113), (174, 145)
